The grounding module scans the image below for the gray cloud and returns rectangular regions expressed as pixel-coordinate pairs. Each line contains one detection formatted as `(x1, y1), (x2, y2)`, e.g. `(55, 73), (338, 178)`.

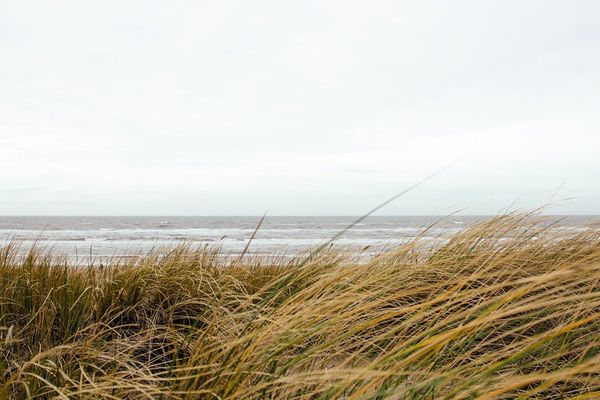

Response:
(1, 0), (599, 215)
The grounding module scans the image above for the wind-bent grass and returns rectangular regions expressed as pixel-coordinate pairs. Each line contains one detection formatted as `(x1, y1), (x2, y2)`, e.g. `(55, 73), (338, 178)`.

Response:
(1, 215), (600, 399)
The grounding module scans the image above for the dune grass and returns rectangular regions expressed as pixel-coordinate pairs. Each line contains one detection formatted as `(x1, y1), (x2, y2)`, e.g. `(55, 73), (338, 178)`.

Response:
(1, 215), (600, 399)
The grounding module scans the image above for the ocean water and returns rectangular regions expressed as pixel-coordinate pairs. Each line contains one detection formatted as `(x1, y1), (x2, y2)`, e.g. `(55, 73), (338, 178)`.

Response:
(0, 216), (597, 262)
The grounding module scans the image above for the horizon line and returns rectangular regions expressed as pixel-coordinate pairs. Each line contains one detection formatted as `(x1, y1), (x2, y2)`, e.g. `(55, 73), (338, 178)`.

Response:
(1, 214), (599, 218)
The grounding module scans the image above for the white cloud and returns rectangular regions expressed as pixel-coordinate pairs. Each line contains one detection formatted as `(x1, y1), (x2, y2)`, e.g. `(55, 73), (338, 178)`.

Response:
(1, 0), (599, 215)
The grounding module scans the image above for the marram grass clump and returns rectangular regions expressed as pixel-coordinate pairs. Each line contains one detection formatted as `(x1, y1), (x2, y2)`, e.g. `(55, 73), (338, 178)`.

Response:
(1, 215), (600, 399)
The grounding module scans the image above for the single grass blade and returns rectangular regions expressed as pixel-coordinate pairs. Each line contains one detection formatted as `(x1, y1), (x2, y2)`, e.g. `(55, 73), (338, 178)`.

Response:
(302, 156), (466, 263)
(238, 212), (267, 262)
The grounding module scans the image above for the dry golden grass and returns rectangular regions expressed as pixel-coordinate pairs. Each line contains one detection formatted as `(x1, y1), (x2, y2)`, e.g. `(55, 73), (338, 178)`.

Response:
(1, 214), (599, 399)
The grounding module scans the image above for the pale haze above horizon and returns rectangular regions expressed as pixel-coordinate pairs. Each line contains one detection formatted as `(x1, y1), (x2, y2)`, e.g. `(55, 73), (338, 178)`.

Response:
(1, 1), (599, 216)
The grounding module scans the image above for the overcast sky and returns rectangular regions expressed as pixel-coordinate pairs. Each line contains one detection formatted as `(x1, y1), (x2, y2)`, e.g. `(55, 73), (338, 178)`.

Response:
(1, 1), (599, 215)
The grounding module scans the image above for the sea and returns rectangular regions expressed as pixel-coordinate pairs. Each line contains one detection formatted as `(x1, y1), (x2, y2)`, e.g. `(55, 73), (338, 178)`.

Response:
(0, 216), (597, 262)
